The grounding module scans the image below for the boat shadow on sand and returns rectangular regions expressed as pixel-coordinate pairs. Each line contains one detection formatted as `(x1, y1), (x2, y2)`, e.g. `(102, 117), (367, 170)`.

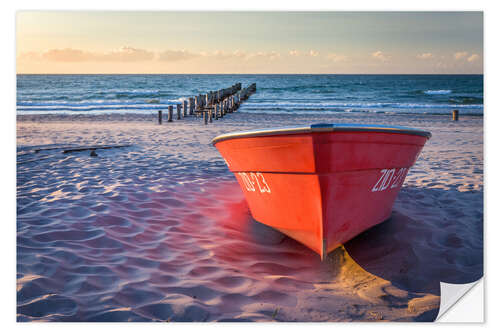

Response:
(343, 185), (483, 295)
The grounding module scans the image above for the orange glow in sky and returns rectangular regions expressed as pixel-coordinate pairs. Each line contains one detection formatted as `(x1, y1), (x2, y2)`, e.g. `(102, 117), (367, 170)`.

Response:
(16, 11), (483, 74)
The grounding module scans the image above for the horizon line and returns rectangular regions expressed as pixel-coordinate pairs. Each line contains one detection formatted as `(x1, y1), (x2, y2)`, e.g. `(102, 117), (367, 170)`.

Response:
(16, 73), (484, 75)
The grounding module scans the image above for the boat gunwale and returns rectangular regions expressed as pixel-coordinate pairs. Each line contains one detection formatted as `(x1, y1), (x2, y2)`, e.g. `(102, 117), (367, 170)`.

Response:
(211, 123), (432, 144)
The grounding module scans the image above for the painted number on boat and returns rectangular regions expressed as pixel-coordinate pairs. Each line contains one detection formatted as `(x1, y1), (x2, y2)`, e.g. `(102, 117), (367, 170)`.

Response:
(238, 172), (271, 193)
(371, 168), (408, 192)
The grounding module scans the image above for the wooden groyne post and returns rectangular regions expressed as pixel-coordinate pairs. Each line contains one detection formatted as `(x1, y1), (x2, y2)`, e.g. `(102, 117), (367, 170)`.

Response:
(195, 96), (201, 113)
(157, 82), (256, 125)
(452, 109), (459, 121)
(189, 97), (195, 115)
(168, 105), (173, 122)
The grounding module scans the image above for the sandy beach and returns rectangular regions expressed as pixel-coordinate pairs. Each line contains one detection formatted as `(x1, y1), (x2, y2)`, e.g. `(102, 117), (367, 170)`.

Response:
(16, 112), (483, 322)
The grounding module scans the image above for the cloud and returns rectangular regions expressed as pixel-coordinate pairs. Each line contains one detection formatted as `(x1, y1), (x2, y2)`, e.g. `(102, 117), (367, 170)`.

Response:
(232, 50), (247, 58)
(104, 46), (155, 62)
(196, 50), (280, 62)
(19, 47), (286, 64)
(453, 51), (480, 63)
(208, 50), (249, 60)
(158, 49), (197, 62)
(245, 51), (281, 61)
(454, 51), (468, 60)
(266, 51), (281, 60)
(467, 54), (479, 63)
(210, 50), (235, 60)
(326, 53), (347, 62)
(288, 50), (322, 57)
(18, 51), (44, 62)
(309, 50), (319, 57)
(41, 48), (95, 62)
(371, 50), (391, 62)
(417, 52), (434, 60)
(24, 46), (156, 62)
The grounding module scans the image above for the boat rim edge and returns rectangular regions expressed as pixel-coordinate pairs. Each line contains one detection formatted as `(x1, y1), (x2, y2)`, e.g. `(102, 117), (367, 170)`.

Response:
(211, 123), (432, 145)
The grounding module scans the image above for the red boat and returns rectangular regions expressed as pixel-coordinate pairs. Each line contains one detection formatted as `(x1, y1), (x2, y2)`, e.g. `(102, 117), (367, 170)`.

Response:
(212, 124), (431, 259)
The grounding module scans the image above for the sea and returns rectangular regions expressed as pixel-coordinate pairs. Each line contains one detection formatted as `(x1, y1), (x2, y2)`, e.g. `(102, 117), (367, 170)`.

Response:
(17, 74), (483, 116)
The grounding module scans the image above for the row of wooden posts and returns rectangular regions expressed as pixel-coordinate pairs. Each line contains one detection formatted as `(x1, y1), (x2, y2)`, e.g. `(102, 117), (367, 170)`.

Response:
(157, 82), (257, 125)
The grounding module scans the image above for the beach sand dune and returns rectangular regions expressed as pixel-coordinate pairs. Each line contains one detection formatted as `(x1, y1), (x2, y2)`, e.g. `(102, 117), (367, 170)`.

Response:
(17, 112), (483, 322)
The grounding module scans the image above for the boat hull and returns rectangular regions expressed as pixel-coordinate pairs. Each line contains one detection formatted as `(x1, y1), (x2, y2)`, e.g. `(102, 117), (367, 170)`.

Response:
(214, 126), (430, 258)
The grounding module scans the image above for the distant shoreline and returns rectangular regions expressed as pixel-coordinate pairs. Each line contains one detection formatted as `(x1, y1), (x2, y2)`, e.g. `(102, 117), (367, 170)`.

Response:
(16, 73), (485, 76)
(16, 112), (484, 124)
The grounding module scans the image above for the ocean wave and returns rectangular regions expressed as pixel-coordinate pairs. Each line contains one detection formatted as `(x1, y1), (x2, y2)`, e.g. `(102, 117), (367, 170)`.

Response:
(17, 99), (190, 108)
(448, 96), (483, 105)
(17, 104), (167, 112)
(424, 90), (452, 95)
(263, 85), (332, 92)
(240, 101), (483, 109)
(237, 107), (483, 116)
(17, 90), (175, 102)
(17, 99), (483, 115)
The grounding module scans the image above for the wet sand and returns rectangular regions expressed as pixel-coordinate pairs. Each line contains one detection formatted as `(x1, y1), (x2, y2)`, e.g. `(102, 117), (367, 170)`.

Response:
(16, 112), (483, 321)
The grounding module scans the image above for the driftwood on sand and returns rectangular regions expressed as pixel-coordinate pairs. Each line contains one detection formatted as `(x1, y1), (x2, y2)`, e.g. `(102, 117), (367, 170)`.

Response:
(62, 145), (131, 154)
(17, 144), (131, 164)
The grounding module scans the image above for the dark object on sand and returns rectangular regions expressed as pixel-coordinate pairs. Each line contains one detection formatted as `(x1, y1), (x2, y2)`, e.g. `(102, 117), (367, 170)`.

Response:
(452, 109), (459, 121)
(62, 144), (131, 154)
(18, 144), (130, 164)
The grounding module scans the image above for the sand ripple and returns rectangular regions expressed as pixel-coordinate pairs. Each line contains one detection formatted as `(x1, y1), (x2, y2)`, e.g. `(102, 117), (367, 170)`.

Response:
(17, 113), (483, 321)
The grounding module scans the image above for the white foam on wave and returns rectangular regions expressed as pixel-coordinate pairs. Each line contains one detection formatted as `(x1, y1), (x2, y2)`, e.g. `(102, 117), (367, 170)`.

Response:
(242, 101), (481, 109)
(168, 97), (190, 103)
(424, 90), (452, 95)
(16, 97), (483, 116)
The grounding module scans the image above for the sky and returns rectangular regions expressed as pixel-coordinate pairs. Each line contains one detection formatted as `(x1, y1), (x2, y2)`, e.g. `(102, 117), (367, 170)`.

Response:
(16, 11), (483, 74)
